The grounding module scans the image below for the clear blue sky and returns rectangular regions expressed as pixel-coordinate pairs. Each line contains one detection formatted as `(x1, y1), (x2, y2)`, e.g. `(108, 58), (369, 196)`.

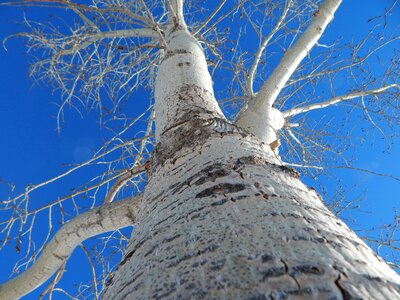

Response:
(0, 1), (399, 299)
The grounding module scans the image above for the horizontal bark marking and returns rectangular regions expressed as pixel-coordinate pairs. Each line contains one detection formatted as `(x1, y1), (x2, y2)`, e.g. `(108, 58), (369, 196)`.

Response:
(192, 168), (229, 186)
(114, 271), (144, 298)
(166, 196), (322, 231)
(189, 211), (209, 221)
(152, 210), (178, 228)
(164, 49), (190, 60)
(210, 198), (229, 206)
(234, 156), (300, 179)
(290, 265), (324, 276)
(288, 199), (338, 218)
(152, 282), (178, 300)
(261, 267), (287, 280)
(195, 183), (246, 198)
(153, 114), (248, 168)
(118, 235), (152, 267)
(208, 258), (227, 271)
(290, 235), (344, 248)
(135, 229), (198, 262)
(144, 234), (182, 258)
(164, 233), (182, 244)
(147, 192), (169, 211)
(159, 187), (251, 222)
(191, 259), (207, 268)
(261, 254), (274, 263)
(148, 191), (165, 204)
(152, 195), (183, 213)
(362, 274), (400, 291)
(166, 243), (220, 268)
(247, 285), (335, 300)
(177, 61), (191, 67)
(164, 194), (251, 224)
(168, 163), (228, 195)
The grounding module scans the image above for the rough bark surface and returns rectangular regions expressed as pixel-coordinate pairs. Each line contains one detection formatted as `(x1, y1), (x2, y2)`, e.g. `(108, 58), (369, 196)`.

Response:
(103, 129), (400, 299)
(102, 17), (400, 299)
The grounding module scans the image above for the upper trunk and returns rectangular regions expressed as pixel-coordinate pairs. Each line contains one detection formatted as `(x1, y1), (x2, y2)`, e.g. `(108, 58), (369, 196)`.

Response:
(102, 12), (400, 300)
(154, 27), (224, 144)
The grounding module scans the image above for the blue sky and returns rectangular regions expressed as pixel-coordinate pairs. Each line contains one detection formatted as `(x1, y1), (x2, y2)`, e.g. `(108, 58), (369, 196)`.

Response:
(0, 1), (399, 299)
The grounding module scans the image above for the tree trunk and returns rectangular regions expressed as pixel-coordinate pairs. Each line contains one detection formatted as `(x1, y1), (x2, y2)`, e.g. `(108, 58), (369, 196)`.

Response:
(103, 131), (400, 299)
(103, 27), (400, 299)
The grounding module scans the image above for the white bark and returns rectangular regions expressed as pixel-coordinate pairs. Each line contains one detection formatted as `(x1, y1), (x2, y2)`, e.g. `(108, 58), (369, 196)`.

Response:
(0, 196), (141, 300)
(5, 2), (400, 298)
(103, 131), (400, 299)
(283, 84), (400, 118)
(104, 165), (146, 204)
(102, 8), (400, 296)
(237, 0), (342, 144)
(237, 106), (285, 145)
(168, 0), (186, 28)
(154, 28), (224, 141)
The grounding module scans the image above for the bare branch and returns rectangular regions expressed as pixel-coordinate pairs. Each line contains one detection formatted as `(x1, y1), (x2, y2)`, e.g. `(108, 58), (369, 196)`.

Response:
(254, 0), (342, 108)
(79, 244), (99, 300)
(4, 136), (149, 207)
(283, 84), (400, 118)
(0, 1), (152, 26)
(104, 164), (147, 204)
(193, 0), (227, 36)
(38, 262), (66, 300)
(0, 195), (142, 300)
(167, 0), (185, 27)
(246, 0), (292, 97)
(236, 0), (342, 145)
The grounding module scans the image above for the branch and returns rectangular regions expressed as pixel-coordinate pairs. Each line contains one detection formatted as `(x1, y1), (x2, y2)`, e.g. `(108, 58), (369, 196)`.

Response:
(0, 195), (142, 300)
(201, 1), (244, 36)
(38, 262), (65, 300)
(193, 0), (227, 36)
(3, 136), (148, 208)
(26, 28), (160, 56)
(283, 84), (400, 118)
(79, 244), (99, 300)
(167, 0), (186, 28)
(246, 0), (292, 97)
(256, 0), (342, 108)
(104, 164), (147, 204)
(138, 0), (168, 48)
(236, 0), (342, 144)
(1, 1), (151, 25)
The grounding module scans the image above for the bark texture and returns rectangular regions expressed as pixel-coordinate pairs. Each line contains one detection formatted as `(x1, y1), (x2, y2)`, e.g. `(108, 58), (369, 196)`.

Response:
(103, 129), (400, 299)
(102, 16), (400, 299)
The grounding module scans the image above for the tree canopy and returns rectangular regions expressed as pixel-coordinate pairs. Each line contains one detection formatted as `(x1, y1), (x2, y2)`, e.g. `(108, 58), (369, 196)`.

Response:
(0, 0), (399, 298)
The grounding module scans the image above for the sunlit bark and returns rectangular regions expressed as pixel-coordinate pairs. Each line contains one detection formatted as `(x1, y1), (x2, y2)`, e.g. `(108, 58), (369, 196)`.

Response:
(283, 84), (400, 117)
(0, 196), (141, 300)
(1, 1), (400, 299)
(237, 0), (342, 144)
(102, 6), (400, 298)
